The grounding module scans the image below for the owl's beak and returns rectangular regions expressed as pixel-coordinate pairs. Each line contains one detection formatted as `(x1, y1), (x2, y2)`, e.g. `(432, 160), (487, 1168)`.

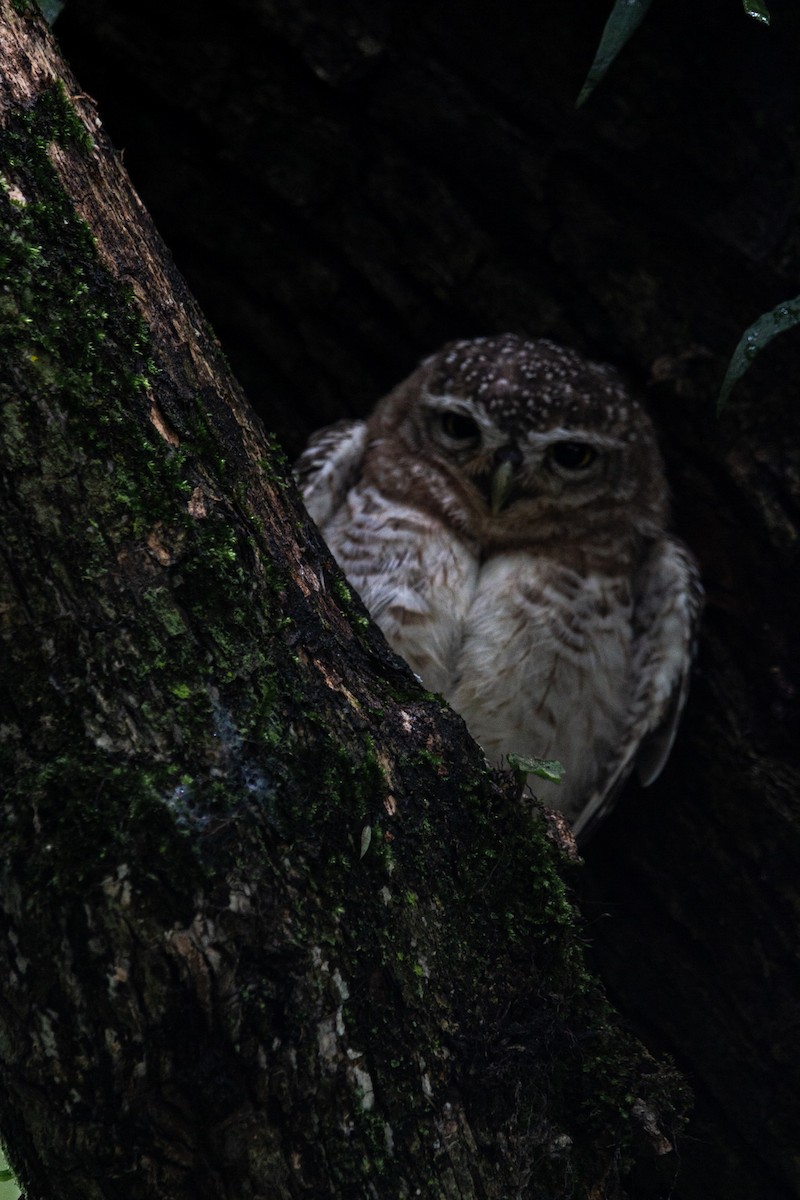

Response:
(489, 446), (523, 514)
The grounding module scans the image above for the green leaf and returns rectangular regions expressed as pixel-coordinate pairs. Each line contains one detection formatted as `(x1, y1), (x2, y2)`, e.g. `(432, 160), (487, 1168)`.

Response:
(577, 0), (655, 107)
(0, 1148), (19, 1200)
(718, 295), (800, 411)
(507, 754), (565, 785)
(742, 0), (770, 24)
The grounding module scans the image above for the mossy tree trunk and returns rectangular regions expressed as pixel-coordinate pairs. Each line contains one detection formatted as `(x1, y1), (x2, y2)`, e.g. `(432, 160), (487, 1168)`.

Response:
(0, 7), (685, 1199)
(47, 2), (800, 1199)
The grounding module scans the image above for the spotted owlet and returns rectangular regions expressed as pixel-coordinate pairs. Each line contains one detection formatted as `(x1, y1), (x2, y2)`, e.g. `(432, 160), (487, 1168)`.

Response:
(296, 335), (702, 840)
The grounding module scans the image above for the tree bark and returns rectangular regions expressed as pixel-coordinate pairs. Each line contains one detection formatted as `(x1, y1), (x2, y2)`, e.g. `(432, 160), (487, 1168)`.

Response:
(48, 2), (800, 1198)
(0, 5), (686, 1198)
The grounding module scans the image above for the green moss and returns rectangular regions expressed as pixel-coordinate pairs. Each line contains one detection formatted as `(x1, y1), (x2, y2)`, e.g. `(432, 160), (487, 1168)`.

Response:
(259, 436), (292, 483)
(144, 587), (189, 638)
(333, 577), (353, 604)
(36, 80), (93, 152)
(0, 81), (301, 906)
(413, 747), (444, 771)
(169, 682), (193, 700)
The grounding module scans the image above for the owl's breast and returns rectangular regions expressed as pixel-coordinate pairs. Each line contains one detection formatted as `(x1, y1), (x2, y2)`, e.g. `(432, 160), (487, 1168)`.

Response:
(447, 555), (635, 818)
(321, 488), (636, 820)
(320, 485), (480, 694)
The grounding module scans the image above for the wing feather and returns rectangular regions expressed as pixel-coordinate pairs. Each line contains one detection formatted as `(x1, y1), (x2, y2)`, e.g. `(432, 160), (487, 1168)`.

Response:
(571, 536), (703, 842)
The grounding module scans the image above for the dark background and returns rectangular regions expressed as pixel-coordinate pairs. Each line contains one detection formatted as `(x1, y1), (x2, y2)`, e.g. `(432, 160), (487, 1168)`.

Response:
(54, 1), (800, 1196)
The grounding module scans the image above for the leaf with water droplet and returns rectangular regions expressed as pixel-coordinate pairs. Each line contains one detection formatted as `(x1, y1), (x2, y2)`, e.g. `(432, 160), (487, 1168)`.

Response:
(507, 754), (565, 784)
(718, 294), (800, 412)
(577, 0), (655, 107)
(742, 0), (770, 24)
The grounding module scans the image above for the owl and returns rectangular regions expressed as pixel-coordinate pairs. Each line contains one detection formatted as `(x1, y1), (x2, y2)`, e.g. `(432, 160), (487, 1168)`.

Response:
(296, 335), (702, 841)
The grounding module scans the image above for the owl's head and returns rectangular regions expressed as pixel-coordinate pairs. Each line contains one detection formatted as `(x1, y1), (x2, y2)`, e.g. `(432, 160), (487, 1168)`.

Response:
(365, 334), (668, 554)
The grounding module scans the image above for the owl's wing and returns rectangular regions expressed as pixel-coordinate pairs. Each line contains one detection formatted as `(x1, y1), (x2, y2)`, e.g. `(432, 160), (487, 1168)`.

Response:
(294, 419), (368, 528)
(571, 536), (703, 842)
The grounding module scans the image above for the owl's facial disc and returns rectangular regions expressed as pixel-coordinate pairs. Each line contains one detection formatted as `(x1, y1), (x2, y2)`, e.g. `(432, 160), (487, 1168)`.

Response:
(419, 393), (621, 519)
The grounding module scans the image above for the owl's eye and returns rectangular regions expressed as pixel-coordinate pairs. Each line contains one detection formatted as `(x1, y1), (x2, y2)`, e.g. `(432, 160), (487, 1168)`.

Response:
(437, 412), (481, 443)
(549, 441), (597, 471)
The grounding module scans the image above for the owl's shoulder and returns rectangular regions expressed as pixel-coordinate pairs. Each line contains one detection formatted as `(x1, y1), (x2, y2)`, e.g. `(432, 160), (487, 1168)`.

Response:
(295, 419), (368, 528)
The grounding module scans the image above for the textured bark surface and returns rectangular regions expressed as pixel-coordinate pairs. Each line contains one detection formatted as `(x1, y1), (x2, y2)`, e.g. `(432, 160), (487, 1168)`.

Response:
(50, 2), (800, 1199)
(0, 5), (688, 1199)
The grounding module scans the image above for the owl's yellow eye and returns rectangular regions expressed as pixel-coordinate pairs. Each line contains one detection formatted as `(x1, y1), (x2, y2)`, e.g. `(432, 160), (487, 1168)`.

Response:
(550, 441), (597, 470)
(438, 412), (481, 442)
